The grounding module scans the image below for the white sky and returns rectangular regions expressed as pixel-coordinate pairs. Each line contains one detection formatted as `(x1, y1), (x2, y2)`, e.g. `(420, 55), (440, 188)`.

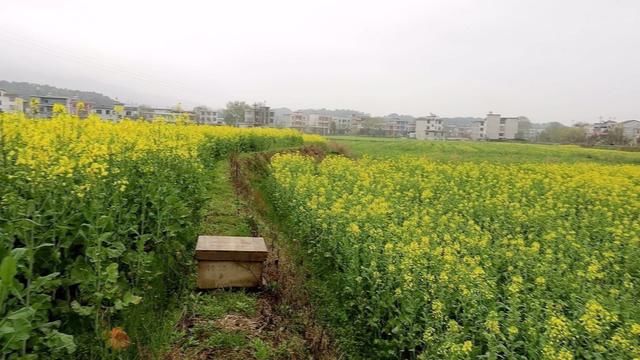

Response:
(1, 0), (638, 124)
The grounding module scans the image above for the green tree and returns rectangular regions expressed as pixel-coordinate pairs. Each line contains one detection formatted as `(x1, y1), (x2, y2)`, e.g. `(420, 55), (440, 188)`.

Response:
(223, 101), (251, 126)
(515, 119), (532, 140)
(606, 127), (626, 145)
(539, 123), (586, 144)
(360, 116), (385, 136)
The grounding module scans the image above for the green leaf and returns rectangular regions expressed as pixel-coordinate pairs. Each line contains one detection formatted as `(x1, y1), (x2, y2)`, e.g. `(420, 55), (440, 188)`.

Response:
(0, 324), (15, 336)
(10, 248), (27, 261)
(7, 307), (35, 321)
(70, 301), (94, 316)
(123, 292), (142, 305)
(35, 243), (55, 250)
(68, 257), (92, 285)
(44, 329), (76, 355)
(105, 242), (126, 258)
(0, 255), (17, 285)
(105, 263), (119, 283)
(1, 318), (31, 350)
(31, 272), (61, 292)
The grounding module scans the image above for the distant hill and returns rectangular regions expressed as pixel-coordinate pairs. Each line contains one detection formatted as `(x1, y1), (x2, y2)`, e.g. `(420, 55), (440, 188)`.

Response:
(0, 80), (116, 106)
(385, 113), (416, 121)
(271, 107), (292, 115)
(442, 117), (483, 126)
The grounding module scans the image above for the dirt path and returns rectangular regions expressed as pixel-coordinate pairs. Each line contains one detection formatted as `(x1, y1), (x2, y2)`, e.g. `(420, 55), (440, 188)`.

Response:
(165, 157), (336, 360)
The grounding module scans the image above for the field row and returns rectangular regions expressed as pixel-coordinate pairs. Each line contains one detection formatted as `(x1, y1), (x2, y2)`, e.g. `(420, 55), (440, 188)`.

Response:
(0, 113), (307, 358)
(270, 153), (640, 359)
(329, 136), (640, 164)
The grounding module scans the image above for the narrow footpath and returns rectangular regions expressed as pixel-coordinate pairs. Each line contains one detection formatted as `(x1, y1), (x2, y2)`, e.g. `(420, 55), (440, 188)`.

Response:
(165, 157), (335, 360)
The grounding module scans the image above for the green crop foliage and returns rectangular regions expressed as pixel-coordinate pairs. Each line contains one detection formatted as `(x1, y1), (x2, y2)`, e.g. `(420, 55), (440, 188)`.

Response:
(0, 113), (304, 359)
(270, 152), (640, 359)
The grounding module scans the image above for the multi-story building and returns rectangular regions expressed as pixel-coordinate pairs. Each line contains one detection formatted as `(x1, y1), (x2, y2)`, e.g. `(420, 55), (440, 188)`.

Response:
(307, 114), (333, 135)
(0, 89), (24, 113)
(244, 103), (274, 126)
(470, 119), (486, 140)
(444, 125), (473, 140)
(92, 104), (118, 120)
(122, 105), (140, 119)
(617, 120), (640, 144)
(272, 108), (293, 128)
(285, 112), (360, 134)
(350, 116), (366, 133)
(69, 98), (93, 118)
(483, 112), (522, 140)
(193, 106), (220, 124)
(332, 115), (352, 134)
(592, 120), (617, 136)
(139, 107), (187, 122)
(28, 95), (71, 117)
(289, 112), (308, 131)
(382, 114), (416, 137)
(415, 114), (444, 140)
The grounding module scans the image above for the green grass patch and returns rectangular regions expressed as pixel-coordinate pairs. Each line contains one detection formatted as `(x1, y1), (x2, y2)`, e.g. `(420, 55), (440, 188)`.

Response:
(191, 291), (258, 319)
(200, 161), (253, 236)
(328, 136), (640, 164)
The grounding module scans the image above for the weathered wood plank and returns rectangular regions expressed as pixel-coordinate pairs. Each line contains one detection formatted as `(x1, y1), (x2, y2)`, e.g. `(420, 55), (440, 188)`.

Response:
(195, 236), (268, 262)
(196, 261), (263, 289)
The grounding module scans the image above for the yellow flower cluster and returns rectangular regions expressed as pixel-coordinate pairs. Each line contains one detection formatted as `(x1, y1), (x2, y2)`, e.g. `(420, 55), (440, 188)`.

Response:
(1, 113), (303, 182)
(0, 112), (308, 357)
(270, 153), (640, 358)
(301, 133), (327, 144)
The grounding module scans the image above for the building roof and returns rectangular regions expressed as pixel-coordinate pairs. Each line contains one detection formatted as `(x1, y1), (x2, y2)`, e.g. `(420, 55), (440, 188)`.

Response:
(30, 95), (69, 100)
(93, 104), (114, 109)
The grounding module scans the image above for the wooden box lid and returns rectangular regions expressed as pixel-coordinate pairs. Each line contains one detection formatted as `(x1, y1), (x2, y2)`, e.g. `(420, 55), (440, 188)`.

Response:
(195, 236), (268, 262)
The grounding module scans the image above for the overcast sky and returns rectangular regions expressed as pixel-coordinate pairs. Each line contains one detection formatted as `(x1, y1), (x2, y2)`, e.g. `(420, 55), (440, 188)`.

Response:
(1, 0), (638, 123)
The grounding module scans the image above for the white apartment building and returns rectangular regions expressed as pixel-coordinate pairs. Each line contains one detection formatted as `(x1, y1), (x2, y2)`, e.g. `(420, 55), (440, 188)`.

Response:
(92, 104), (118, 120)
(332, 115), (352, 134)
(415, 114), (444, 140)
(382, 114), (416, 137)
(0, 89), (24, 113)
(289, 112), (308, 131)
(445, 125), (473, 139)
(307, 114), (333, 135)
(471, 120), (486, 140)
(271, 108), (292, 127)
(618, 120), (640, 144)
(244, 103), (274, 126)
(194, 106), (220, 124)
(122, 105), (140, 119)
(139, 108), (181, 122)
(592, 120), (617, 136)
(483, 112), (522, 140)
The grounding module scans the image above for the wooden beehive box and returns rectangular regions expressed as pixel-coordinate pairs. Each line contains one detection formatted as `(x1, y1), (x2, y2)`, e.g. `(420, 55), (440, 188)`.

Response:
(195, 236), (268, 289)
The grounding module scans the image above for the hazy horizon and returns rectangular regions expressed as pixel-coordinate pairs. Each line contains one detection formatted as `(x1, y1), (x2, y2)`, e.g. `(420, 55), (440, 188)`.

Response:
(1, 0), (638, 124)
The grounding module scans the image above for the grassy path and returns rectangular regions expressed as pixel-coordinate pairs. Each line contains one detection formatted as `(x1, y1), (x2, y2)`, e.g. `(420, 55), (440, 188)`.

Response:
(164, 160), (319, 360)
